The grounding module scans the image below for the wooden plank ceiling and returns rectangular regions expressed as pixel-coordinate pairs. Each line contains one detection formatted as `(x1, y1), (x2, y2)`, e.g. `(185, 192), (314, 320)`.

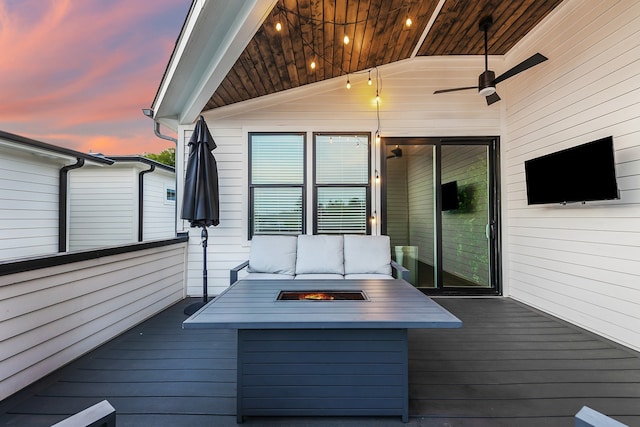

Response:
(204, 0), (564, 111)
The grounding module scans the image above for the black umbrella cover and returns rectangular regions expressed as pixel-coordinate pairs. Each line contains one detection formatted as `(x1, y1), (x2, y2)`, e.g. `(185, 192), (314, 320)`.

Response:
(181, 116), (220, 228)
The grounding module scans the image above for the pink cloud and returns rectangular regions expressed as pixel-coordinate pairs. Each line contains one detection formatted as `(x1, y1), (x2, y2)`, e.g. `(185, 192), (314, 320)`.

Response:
(0, 0), (185, 155)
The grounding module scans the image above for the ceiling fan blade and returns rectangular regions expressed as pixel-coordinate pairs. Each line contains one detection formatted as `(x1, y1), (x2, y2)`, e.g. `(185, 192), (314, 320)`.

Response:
(434, 86), (477, 94)
(493, 53), (548, 85)
(486, 92), (501, 105)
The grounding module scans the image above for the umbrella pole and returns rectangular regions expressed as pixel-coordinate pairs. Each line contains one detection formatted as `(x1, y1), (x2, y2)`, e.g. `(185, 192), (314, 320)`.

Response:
(201, 227), (208, 304)
(183, 227), (211, 316)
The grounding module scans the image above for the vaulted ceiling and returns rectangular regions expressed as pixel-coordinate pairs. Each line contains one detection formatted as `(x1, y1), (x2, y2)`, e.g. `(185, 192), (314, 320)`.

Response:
(204, 0), (565, 111)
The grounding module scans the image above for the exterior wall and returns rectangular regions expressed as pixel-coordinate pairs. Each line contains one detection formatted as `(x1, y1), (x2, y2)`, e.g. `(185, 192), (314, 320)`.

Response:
(502, 0), (640, 351)
(386, 155), (409, 249)
(178, 58), (502, 296)
(407, 146), (435, 266)
(68, 165), (175, 251)
(441, 145), (489, 285)
(68, 166), (137, 250)
(143, 171), (176, 241)
(0, 144), (62, 260)
(0, 240), (188, 401)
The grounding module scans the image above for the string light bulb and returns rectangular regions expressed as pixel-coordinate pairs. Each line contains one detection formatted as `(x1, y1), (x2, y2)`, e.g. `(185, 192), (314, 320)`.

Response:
(370, 212), (377, 224)
(375, 170), (380, 184)
(405, 17), (412, 27)
(368, 70), (372, 86)
(375, 131), (381, 145)
(346, 76), (351, 89)
(343, 34), (349, 44)
(276, 21), (282, 31)
(375, 90), (380, 103)
(310, 59), (316, 70)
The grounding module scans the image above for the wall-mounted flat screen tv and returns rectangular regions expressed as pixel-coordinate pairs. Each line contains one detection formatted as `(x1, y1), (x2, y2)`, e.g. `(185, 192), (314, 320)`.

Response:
(441, 181), (458, 211)
(524, 136), (619, 205)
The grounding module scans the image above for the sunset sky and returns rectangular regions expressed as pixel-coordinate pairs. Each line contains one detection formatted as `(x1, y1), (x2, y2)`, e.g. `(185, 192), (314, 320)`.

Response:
(0, 0), (190, 155)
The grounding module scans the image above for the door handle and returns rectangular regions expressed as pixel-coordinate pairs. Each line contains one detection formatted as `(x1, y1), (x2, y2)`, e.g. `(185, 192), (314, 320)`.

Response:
(485, 222), (494, 239)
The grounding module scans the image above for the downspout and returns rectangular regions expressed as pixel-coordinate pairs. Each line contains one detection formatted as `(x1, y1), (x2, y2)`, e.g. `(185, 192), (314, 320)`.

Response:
(151, 121), (178, 144)
(59, 158), (85, 252)
(138, 164), (156, 242)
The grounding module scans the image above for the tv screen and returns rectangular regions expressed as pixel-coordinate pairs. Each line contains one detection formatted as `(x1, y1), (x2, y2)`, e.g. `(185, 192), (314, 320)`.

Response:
(524, 136), (619, 205)
(441, 181), (458, 211)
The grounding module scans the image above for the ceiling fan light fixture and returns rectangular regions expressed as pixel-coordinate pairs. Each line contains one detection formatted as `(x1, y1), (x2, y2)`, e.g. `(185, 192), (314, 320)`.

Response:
(478, 70), (496, 96)
(479, 86), (496, 97)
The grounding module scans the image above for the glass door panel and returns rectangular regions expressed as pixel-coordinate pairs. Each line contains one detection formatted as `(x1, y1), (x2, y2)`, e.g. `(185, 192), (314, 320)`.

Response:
(383, 137), (499, 295)
(440, 145), (491, 288)
(385, 144), (435, 288)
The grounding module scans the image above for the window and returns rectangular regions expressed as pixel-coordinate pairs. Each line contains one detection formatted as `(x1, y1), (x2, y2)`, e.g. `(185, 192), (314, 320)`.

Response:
(165, 188), (176, 202)
(314, 133), (370, 234)
(248, 132), (371, 238)
(249, 133), (305, 237)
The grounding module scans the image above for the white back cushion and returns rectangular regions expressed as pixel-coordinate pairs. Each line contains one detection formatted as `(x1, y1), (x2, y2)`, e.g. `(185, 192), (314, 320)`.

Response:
(247, 235), (297, 275)
(295, 235), (344, 274)
(344, 235), (392, 275)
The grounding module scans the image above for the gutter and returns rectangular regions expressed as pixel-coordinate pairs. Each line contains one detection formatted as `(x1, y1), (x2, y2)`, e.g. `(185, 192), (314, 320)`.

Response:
(59, 158), (85, 252)
(138, 164), (156, 242)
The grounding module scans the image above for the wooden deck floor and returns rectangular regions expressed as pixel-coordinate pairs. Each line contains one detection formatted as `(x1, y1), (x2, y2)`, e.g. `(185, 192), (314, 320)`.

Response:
(1, 297), (639, 426)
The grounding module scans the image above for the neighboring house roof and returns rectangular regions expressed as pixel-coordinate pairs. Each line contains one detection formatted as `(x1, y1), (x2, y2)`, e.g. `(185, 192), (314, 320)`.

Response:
(0, 129), (114, 166)
(101, 156), (175, 173)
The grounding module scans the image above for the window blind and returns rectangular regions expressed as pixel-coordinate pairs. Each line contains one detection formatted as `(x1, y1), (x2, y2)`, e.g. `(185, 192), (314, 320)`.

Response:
(315, 135), (368, 184)
(317, 187), (367, 234)
(251, 134), (304, 185)
(253, 187), (303, 235)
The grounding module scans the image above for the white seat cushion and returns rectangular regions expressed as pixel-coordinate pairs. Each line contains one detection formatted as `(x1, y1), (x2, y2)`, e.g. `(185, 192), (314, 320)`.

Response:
(343, 235), (392, 275)
(295, 235), (344, 274)
(244, 273), (295, 280)
(294, 273), (344, 280)
(345, 273), (394, 280)
(247, 235), (297, 275)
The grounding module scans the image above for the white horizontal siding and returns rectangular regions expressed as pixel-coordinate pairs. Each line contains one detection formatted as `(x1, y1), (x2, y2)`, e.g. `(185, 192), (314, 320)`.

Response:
(68, 167), (137, 250)
(0, 241), (187, 400)
(502, 0), (640, 351)
(407, 146), (435, 266)
(0, 146), (61, 260)
(441, 145), (490, 285)
(143, 171), (176, 241)
(386, 156), (409, 249)
(179, 58), (502, 296)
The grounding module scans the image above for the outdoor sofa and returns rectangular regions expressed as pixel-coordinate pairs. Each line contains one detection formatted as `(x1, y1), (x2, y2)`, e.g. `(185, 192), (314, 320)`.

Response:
(230, 234), (409, 284)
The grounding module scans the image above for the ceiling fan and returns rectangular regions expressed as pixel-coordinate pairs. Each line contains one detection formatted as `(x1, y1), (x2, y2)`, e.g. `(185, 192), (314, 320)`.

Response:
(434, 16), (548, 105)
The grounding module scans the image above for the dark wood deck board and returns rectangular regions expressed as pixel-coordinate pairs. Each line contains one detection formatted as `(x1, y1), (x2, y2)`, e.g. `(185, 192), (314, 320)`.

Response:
(1, 297), (639, 427)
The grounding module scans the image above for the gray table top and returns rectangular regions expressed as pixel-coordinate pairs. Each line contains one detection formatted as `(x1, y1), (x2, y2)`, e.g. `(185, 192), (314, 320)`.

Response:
(183, 279), (462, 330)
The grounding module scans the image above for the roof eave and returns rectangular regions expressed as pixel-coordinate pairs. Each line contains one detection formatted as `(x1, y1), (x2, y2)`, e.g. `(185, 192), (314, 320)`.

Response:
(0, 129), (114, 166)
(151, 0), (277, 130)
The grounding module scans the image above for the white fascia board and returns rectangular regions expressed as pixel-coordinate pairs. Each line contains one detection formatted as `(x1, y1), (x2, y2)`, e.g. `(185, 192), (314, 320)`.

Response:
(153, 0), (277, 130)
(0, 138), (111, 167)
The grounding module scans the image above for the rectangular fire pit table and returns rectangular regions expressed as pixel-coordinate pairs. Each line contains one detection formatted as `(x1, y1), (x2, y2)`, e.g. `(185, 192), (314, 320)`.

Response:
(183, 279), (462, 423)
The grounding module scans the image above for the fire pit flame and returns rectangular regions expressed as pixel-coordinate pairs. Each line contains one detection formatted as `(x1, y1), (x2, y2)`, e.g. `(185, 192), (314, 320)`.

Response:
(300, 293), (334, 301)
(277, 290), (367, 301)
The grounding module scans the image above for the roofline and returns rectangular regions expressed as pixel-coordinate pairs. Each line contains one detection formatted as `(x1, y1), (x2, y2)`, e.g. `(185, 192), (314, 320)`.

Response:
(0, 129), (114, 165)
(105, 155), (175, 173)
(150, 0), (277, 130)
(148, 0), (197, 115)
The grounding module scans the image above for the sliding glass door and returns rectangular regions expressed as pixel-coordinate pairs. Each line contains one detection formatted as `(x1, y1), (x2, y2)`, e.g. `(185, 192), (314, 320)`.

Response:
(382, 137), (500, 295)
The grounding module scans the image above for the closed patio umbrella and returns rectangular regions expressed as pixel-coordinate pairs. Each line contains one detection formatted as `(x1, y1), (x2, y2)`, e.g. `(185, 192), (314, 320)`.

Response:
(181, 116), (219, 315)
